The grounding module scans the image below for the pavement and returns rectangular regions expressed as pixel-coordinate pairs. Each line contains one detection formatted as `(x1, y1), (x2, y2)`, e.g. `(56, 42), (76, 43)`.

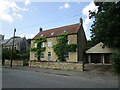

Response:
(2, 67), (118, 88)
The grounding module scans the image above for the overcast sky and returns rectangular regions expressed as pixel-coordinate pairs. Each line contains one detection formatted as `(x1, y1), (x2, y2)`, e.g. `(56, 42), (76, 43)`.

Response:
(0, 0), (98, 40)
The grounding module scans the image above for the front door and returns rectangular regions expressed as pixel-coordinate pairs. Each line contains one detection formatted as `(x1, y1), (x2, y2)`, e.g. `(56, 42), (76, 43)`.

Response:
(48, 52), (51, 61)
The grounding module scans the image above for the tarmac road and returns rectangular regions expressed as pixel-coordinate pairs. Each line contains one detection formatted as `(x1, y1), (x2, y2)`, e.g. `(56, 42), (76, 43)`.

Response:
(2, 68), (118, 88)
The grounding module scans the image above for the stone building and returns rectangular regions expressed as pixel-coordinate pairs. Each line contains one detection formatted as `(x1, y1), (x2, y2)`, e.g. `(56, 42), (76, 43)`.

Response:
(30, 18), (87, 62)
(0, 34), (4, 41)
(86, 42), (113, 64)
(3, 36), (28, 54)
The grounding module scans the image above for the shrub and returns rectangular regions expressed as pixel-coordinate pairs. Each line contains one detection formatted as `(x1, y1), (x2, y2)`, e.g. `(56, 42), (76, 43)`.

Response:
(52, 32), (77, 62)
(110, 49), (120, 75)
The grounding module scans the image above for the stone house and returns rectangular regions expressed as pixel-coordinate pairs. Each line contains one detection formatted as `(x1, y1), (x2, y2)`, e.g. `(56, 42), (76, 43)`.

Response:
(30, 18), (87, 62)
(3, 36), (28, 54)
(0, 34), (4, 41)
(86, 42), (113, 64)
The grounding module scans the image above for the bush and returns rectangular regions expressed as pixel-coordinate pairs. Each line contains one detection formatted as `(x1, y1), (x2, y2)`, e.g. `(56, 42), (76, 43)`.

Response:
(110, 49), (120, 75)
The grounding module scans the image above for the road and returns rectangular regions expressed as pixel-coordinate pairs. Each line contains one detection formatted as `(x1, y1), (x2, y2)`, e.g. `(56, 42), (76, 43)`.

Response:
(2, 68), (118, 88)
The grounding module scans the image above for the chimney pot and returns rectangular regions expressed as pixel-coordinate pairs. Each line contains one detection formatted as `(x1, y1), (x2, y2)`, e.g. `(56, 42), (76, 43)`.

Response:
(39, 28), (42, 32)
(80, 18), (83, 24)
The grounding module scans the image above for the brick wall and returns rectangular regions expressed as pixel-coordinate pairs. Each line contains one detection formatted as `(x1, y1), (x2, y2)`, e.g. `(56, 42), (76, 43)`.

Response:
(29, 61), (84, 71)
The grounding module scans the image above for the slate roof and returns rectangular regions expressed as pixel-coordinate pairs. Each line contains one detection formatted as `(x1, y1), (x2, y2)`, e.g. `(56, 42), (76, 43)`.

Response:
(0, 39), (8, 46)
(86, 42), (113, 54)
(33, 23), (81, 39)
(5, 37), (23, 46)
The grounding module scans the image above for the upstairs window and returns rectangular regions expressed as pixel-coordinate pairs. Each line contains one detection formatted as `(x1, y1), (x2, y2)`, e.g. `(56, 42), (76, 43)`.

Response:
(34, 43), (37, 47)
(40, 52), (44, 58)
(48, 41), (52, 47)
(64, 30), (67, 33)
(68, 40), (70, 44)
(41, 34), (44, 37)
(41, 42), (45, 47)
(51, 32), (54, 35)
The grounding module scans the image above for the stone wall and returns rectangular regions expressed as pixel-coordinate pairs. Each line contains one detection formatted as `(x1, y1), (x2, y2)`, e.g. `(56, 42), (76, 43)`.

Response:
(29, 61), (84, 71)
(4, 60), (24, 66)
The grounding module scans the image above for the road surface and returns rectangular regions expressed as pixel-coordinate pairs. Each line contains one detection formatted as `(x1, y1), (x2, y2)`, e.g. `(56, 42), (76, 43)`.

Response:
(2, 68), (118, 88)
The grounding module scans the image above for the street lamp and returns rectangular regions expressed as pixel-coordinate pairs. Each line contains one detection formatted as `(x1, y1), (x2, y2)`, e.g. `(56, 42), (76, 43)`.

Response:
(10, 28), (16, 67)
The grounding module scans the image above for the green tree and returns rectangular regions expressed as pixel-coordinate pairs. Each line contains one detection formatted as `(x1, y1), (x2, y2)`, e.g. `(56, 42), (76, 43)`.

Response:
(30, 37), (47, 61)
(20, 51), (29, 66)
(52, 32), (77, 62)
(2, 48), (19, 65)
(110, 49), (120, 75)
(89, 2), (120, 48)
(89, 2), (120, 75)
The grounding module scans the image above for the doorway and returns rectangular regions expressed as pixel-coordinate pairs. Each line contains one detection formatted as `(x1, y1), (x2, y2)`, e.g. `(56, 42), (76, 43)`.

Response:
(48, 52), (51, 61)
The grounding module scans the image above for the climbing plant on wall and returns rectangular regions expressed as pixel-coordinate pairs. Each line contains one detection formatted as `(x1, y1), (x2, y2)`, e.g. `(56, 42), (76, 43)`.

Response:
(30, 37), (47, 61)
(52, 32), (77, 62)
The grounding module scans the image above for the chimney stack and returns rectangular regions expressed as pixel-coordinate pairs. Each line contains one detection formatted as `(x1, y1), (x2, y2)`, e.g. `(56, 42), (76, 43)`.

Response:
(39, 28), (42, 32)
(80, 17), (83, 24)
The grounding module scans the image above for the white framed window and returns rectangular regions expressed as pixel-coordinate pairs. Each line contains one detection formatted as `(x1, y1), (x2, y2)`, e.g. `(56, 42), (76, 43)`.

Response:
(41, 42), (45, 47)
(68, 40), (70, 44)
(51, 32), (54, 35)
(41, 34), (44, 37)
(34, 52), (36, 59)
(64, 53), (69, 59)
(34, 43), (37, 47)
(40, 52), (44, 58)
(48, 41), (52, 47)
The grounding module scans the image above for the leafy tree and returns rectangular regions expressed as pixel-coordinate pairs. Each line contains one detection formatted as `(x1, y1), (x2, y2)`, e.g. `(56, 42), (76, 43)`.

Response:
(86, 40), (95, 48)
(30, 37), (47, 61)
(20, 51), (28, 60)
(2, 48), (19, 65)
(89, 2), (120, 75)
(52, 32), (77, 62)
(19, 51), (29, 66)
(110, 49), (120, 75)
(89, 2), (120, 48)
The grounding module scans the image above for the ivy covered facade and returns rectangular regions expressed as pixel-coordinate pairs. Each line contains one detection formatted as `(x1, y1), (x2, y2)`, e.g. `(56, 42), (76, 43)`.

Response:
(30, 18), (87, 62)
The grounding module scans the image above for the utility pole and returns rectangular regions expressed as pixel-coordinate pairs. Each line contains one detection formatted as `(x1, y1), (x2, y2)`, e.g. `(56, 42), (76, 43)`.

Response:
(10, 28), (16, 67)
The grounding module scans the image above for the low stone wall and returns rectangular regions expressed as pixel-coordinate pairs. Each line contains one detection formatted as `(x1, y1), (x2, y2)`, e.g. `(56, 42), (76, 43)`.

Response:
(29, 61), (84, 71)
(4, 60), (24, 66)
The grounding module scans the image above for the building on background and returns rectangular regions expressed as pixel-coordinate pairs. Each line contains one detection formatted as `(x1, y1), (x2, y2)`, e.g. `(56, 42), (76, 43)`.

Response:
(0, 34), (4, 41)
(3, 36), (28, 54)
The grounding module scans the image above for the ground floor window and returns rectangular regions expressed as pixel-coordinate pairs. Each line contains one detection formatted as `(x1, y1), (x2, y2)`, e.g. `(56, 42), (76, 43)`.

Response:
(34, 52), (36, 59)
(64, 53), (69, 59)
(40, 52), (44, 58)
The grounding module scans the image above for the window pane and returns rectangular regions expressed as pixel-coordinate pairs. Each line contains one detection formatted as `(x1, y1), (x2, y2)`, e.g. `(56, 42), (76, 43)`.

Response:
(34, 43), (37, 47)
(41, 42), (44, 47)
(40, 52), (44, 58)
(68, 40), (70, 44)
(34, 52), (36, 58)
(64, 53), (69, 59)
(48, 41), (52, 47)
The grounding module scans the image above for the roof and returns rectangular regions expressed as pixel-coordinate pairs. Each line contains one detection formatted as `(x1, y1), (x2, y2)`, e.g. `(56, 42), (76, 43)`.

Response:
(0, 39), (9, 45)
(33, 23), (81, 39)
(5, 37), (24, 46)
(86, 42), (113, 54)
